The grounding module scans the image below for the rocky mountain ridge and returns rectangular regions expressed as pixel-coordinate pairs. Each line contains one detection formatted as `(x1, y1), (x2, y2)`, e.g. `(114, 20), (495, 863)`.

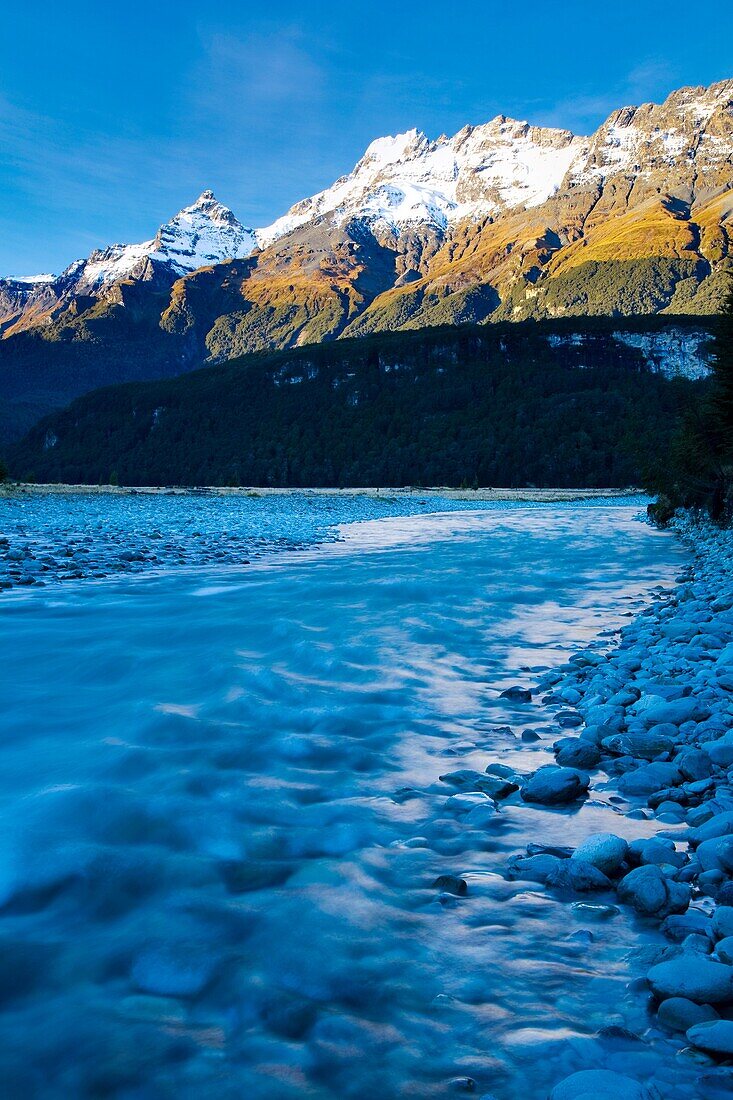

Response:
(0, 78), (730, 443)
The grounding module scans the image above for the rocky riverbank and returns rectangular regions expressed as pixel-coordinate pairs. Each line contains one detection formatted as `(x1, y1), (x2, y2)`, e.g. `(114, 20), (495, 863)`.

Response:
(486, 514), (733, 1098)
(0, 488), (643, 593)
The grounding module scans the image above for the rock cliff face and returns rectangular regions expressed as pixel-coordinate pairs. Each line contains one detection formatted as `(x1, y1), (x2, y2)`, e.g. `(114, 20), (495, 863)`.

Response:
(0, 79), (731, 442)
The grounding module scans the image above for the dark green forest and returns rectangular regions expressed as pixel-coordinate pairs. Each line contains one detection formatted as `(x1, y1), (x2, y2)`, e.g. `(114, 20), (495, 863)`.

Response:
(648, 288), (733, 523)
(9, 320), (709, 489)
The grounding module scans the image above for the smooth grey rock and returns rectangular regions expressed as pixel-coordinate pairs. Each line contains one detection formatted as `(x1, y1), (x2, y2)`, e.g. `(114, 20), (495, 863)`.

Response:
(499, 685), (532, 702)
(686, 1018), (733, 1056)
(661, 910), (712, 941)
(572, 833), (628, 876)
(432, 875), (467, 896)
(520, 766), (590, 805)
(691, 811), (733, 845)
(507, 853), (563, 883)
(439, 770), (517, 798)
(647, 955), (733, 1004)
(617, 865), (690, 917)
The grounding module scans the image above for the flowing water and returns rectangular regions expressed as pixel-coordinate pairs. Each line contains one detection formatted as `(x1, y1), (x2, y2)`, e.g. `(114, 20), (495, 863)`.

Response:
(0, 499), (687, 1098)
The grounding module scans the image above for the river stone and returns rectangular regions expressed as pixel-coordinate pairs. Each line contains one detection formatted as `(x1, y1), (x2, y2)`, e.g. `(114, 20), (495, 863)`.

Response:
(554, 738), (600, 769)
(545, 859), (612, 893)
(628, 838), (685, 869)
(520, 766), (590, 805)
(640, 697), (710, 727)
(439, 770), (517, 798)
(715, 936), (733, 964)
(657, 996), (718, 1032)
(572, 833), (628, 876)
(601, 730), (675, 760)
(696, 836), (733, 874)
(647, 955), (733, 1004)
(712, 906), (733, 940)
(617, 865), (690, 917)
(500, 686), (532, 702)
(507, 853), (563, 883)
(692, 811), (733, 845)
(617, 762), (682, 797)
(432, 875), (467, 896)
(686, 1019), (733, 1057)
(705, 742), (733, 768)
(549, 1069), (647, 1100)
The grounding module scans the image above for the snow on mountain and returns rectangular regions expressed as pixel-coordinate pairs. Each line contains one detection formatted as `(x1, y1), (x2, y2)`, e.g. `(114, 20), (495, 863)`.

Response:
(3, 79), (731, 299)
(6, 273), (55, 285)
(72, 190), (259, 290)
(258, 119), (586, 245)
(569, 78), (733, 184)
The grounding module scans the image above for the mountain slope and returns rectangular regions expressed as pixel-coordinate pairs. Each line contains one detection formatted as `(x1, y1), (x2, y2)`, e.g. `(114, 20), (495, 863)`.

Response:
(0, 78), (731, 445)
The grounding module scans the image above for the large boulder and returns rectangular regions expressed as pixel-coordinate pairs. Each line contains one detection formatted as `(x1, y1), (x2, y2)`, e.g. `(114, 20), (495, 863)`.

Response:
(647, 955), (733, 1004)
(572, 833), (628, 877)
(617, 865), (690, 918)
(712, 906), (733, 940)
(520, 766), (589, 805)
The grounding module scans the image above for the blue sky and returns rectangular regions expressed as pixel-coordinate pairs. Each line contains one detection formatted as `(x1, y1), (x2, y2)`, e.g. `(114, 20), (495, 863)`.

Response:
(2, 1), (731, 274)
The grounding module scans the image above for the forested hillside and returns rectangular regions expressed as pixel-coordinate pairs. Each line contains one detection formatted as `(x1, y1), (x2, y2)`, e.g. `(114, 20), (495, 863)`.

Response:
(9, 321), (706, 489)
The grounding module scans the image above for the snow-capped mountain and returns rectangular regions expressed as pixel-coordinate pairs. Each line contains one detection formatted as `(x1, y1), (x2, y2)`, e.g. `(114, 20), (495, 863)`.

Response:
(63, 190), (260, 291)
(5, 78), (731, 309)
(0, 77), (731, 444)
(258, 120), (586, 244)
(0, 191), (261, 335)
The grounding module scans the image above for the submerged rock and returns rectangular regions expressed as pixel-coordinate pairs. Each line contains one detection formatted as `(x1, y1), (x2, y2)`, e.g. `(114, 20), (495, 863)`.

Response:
(550, 1068), (649, 1100)
(499, 686), (532, 702)
(432, 875), (467, 897)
